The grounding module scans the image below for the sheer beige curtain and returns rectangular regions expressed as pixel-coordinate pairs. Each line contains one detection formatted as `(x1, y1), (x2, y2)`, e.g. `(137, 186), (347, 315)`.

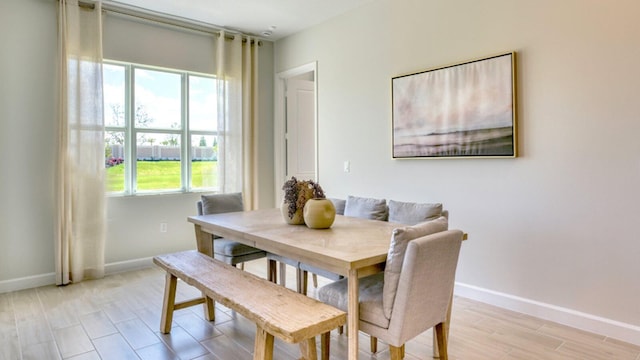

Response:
(215, 31), (260, 209)
(56, 0), (106, 285)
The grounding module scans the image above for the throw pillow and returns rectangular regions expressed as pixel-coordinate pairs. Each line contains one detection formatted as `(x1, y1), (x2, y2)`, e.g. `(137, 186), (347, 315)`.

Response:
(344, 195), (388, 221)
(388, 200), (443, 225)
(382, 216), (448, 318)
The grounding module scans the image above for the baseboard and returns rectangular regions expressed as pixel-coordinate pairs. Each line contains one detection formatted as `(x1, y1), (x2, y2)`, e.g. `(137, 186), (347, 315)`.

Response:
(0, 272), (57, 294)
(455, 282), (640, 347)
(0, 257), (154, 294)
(104, 257), (154, 274)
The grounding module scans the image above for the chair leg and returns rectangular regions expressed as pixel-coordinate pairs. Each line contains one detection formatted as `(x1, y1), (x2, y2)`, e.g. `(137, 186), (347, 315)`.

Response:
(389, 344), (403, 360)
(267, 259), (277, 283)
(337, 325), (344, 335)
(296, 269), (308, 295)
(312, 273), (318, 288)
(278, 262), (287, 286)
(434, 291), (454, 357)
(239, 262), (245, 270)
(370, 336), (378, 353)
(434, 322), (448, 360)
(302, 271), (308, 295)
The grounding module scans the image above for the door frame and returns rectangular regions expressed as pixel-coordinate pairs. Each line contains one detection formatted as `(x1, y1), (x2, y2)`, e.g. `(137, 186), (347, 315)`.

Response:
(274, 61), (318, 200)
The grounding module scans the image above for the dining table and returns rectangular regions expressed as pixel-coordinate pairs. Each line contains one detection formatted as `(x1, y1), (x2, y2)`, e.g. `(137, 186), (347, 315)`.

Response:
(188, 207), (458, 360)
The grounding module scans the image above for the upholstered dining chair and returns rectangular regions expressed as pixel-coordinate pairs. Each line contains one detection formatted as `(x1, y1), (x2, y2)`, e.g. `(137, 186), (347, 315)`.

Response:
(197, 193), (266, 269)
(318, 221), (462, 360)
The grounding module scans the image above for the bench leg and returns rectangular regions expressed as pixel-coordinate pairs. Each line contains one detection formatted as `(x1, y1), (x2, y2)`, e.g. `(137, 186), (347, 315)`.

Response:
(254, 326), (274, 360)
(204, 293), (215, 321)
(160, 272), (177, 333)
(321, 332), (330, 360)
(299, 336), (318, 360)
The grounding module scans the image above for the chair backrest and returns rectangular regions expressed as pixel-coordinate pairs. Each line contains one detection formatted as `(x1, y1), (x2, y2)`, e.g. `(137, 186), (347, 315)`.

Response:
(328, 198), (346, 215)
(198, 193), (244, 215)
(385, 229), (463, 345)
(343, 195), (388, 221)
(334, 197), (449, 222)
(387, 200), (443, 225)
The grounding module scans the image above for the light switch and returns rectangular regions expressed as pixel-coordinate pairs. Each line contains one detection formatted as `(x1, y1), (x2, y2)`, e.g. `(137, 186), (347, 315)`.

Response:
(344, 161), (350, 173)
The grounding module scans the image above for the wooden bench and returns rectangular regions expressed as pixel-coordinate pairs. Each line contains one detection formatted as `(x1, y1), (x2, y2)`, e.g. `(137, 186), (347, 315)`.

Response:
(153, 250), (346, 360)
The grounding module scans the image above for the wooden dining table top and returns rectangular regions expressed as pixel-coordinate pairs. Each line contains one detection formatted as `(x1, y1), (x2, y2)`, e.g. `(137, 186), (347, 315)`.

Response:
(188, 207), (401, 277)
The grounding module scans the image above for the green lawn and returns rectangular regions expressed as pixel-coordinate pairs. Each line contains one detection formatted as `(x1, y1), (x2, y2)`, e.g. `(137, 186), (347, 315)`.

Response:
(107, 161), (218, 192)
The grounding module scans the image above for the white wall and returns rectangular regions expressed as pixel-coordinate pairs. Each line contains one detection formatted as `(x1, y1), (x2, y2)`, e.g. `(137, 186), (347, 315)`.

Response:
(0, 0), (57, 286)
(275, 0), (640, 344)
(0, 0), (275, 290)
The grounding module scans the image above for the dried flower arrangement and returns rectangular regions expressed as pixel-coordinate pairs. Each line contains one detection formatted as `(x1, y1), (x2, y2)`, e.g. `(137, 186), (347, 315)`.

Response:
(282, 176), (326, 219)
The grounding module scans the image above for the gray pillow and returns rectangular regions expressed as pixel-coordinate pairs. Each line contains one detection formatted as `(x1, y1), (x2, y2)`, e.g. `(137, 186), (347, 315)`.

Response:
(388, 200), (443, 225)
(328, 198), (346, 215)
(344, 195), (388, 221)
(201, 192), (244, 215)
(382, 216), (448, 318)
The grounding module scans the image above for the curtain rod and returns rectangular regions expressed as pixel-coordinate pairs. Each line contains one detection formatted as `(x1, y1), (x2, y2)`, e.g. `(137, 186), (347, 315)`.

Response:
(75, 0), (263, 46)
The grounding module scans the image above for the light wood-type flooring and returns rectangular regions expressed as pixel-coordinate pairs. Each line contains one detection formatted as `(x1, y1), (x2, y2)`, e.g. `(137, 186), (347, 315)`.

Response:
(1, 258), (639, 360)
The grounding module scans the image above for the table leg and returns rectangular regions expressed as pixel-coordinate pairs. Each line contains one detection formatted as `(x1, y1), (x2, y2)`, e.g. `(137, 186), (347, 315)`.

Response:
(194, 224), (213, 257)
(194, 224), (217, 319)
(347, 269), (359, 360)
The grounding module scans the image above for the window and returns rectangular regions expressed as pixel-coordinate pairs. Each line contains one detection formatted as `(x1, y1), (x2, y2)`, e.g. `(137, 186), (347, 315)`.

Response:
(104, 61), (219, 194)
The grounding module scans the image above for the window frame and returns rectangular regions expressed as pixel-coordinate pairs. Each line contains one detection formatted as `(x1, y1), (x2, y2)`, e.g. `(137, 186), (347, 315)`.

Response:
(104, 60), (220, 195)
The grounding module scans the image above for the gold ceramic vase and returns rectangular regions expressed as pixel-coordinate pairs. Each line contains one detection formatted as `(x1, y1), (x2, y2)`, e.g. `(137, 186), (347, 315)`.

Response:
(303, 198), (336, 229)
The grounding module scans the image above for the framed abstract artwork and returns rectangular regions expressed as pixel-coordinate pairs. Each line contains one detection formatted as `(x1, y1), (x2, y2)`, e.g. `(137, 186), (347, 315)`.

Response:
(392, 52), (517, 158)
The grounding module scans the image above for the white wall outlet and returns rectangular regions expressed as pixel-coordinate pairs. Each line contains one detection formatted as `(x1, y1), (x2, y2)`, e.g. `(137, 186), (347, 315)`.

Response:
(344, 160), (351, 173)
(160, 223), (168, 233)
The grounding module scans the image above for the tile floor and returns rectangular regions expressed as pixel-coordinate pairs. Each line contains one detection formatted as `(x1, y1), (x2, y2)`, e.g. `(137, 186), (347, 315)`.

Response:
(0, 258), (639, 360)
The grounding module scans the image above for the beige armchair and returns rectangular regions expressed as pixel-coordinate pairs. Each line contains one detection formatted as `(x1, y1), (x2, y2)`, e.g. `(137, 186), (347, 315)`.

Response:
(318, 227), (463, 360)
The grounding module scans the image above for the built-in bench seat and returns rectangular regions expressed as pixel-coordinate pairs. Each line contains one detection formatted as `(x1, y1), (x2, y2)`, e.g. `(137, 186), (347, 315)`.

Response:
(153, 250), (346, 360)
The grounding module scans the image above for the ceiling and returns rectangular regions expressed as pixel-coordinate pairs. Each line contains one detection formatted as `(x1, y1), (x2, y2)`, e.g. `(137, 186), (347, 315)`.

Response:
(103, 0), (376, 41)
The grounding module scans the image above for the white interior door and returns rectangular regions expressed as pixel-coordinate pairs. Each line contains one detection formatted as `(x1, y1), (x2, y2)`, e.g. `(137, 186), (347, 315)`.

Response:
(285, 79), (316, 181)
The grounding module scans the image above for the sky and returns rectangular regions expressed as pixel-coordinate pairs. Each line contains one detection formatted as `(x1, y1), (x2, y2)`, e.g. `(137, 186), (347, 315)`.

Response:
(102, 63), (218, 134)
